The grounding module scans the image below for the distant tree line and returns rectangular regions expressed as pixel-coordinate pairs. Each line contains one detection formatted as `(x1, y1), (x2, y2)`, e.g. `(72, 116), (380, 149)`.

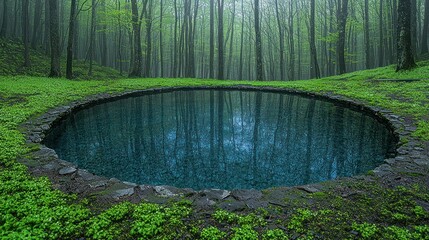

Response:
(0, 0), (424, 80)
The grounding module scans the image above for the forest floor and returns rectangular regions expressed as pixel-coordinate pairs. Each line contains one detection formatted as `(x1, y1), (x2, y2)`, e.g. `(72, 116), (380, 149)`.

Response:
(1, 42), (429, 238)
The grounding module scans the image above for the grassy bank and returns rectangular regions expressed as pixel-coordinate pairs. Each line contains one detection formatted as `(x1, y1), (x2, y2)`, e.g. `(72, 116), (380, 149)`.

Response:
(1, 63), (429, 239)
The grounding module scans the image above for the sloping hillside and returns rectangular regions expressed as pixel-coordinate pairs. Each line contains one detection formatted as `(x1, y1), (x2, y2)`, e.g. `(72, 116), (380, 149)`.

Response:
(0, 38), (121, 80)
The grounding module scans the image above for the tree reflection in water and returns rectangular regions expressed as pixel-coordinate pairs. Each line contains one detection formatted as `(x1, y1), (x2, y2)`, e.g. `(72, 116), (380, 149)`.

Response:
(45, 90), (396, 190)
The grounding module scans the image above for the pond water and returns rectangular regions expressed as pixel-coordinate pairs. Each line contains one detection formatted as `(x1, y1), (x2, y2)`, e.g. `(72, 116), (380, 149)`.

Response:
(44, 90), (396, 190)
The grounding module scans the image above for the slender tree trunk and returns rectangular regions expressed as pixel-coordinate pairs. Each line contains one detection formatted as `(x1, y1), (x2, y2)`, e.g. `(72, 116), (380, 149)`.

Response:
(129, 0), (142, 77)
(275, 0), (285, 80)
(226, 0), (235, 79)
(73, 0), (80, 60)
(0, 0), (7, 38)
(239, 0), (245, 80)
(217, 0), (224, 80)
(117, 0), (123, 75)
(364, 0), (371, 68)
(421, 0), (429, 54)
(337, 0), (348, 74)
(209, 0), (215, 79)
(88, 0), (96, 76)
(100, 0), (108, 66)
(254, 0), (263, 81)
(31, 0), (42, 48)
(379, 0), (384, 67)
(49, 0), (61, 77)
(310, 0), (321, 79)
(396, 0), (416, 71)
(22, 0), (31, 67)
(44, 0), (50, 55)
(289, 1), (295, 80)
(172, 0), (178, 77)
(411, 0), (417, 55)
(159, 0), (164, 77)
(144, 0), (153, 77)
(66, 0), (77, 79)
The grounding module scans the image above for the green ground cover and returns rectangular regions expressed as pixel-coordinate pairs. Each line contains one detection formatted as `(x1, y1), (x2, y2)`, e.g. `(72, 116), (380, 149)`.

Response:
(1, 62), (429, 239)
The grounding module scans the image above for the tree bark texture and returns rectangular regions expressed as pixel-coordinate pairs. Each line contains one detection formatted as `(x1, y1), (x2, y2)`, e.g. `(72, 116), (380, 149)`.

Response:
(310, 0), (321, 79)
(22, 0), (31, 67)
(337, 0), (348, 74)
(129, 0), (142, 77)
(254, 0), (264, 80)
(49, 0), (61, 77)
(421, 0), (429, 54)
(66, 0), (77, 79)
(396, 0), (416, 71)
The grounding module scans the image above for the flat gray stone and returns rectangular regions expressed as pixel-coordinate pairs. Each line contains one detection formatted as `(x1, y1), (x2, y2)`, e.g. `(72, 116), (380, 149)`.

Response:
(201, 189), (231, 200)
(77, 169), (96, 181)
(58, 166), (77, 175)
(194, 197), (216, 209)
(89, 180), (108, 188)
(154, 186), (178, 197)
(231, 189), (262, 201)
(218, 201), (246, 212)
(414, 159), (429, 166)
(112, 188), (135, 199)
(297, 186), (321, 193)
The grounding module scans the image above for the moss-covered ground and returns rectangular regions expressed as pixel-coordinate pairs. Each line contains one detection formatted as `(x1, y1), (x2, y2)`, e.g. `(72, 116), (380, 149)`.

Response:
(1, 57), (429, 239)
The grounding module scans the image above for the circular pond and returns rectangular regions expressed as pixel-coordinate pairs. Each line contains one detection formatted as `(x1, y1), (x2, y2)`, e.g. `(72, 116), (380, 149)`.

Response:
(44, 89), (396, 190)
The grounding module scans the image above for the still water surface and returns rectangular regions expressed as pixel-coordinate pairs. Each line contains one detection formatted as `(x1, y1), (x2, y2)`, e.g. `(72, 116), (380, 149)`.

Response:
(44, 90), (396, 190)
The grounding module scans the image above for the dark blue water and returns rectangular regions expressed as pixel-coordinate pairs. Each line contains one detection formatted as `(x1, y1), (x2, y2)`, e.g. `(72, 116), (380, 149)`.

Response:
(44, 90), (396, 190)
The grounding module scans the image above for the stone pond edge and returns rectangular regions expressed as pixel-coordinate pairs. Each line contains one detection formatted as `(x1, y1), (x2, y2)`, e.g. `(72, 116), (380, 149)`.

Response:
(20, 85), (429, 210)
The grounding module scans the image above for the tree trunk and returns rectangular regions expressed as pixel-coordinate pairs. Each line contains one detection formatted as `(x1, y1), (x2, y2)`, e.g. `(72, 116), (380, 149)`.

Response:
(421, 0), (429, 54)
(396, 0), (416, 71)
(310, 0), (321, 79)
(275, 0), (285, 80)
(411, 0), (417, 55)
(66, 0), (77, 79)
(226, 0), (235, 79)
(289, 1), (295, 80)
(217, 0), (224, 80)
(44, 0), (50, 55)
(254, 0), (263, 81)
(0, 0), (8, 38)
(239, 0), (245, 80)
(144, 0), (153, 77)
(337, 0), (348, 74)
(31, 0), (43, 48)
(73, 0), (79, 60)
(129, 0), (142, 77)
(209, 0), (215, 79)
(159, 0), (164, 77)
(88, 0), (96, 76)
(22, 0), (31, 67)
(379, 0), (384, 67)
(116, 0), (123, 75)
(49, 0), (61, 77)
(100, 0), (108, 66)
(364, 0), (371, 68)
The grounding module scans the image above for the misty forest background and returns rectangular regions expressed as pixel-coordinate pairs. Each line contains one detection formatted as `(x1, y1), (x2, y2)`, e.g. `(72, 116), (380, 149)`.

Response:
(0, 0), (424, 81)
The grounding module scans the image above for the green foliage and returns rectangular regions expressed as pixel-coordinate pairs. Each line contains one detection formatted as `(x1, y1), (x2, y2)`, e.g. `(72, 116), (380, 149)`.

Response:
(231, 225), (259, 240)
(0, 165), (90, 239)
(1, 60), (429, 238)
(413, 121), (429, 141)
(130, 202), (192, 239)
(262, 229), (288, 240)
(200, 226), (227, 240)
(213, 209), (239, 224)
(86, 202), (134, 240)
(352, 222), (379, 239)
(287, 209), (315, 233)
